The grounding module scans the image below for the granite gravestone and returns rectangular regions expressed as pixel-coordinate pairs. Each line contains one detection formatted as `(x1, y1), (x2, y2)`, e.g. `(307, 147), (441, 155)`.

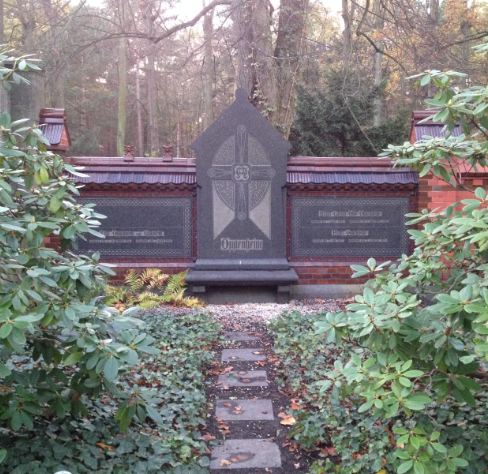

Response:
(291, 196), (410, 257)
(76, 197), (192, 257)
(187, 89), (297, 299)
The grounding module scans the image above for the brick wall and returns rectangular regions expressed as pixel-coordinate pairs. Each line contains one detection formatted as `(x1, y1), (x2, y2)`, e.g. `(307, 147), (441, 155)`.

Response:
(420, 174), (488, 211)
(291, 261), (369, 285)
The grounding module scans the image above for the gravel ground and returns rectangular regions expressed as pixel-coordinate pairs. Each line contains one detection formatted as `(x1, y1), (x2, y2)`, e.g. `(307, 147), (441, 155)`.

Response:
(150, 298), (347, 330)
(205, 298), (345, 328)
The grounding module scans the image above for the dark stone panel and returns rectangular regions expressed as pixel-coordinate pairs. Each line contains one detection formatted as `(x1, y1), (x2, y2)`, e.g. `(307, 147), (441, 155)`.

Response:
(291, 196), (410, 257)
(192, 89), (290, 265)
(76, 197), (192, 257)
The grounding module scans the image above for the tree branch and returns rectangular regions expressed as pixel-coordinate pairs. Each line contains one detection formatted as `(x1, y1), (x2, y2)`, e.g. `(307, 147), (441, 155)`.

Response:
(150, 0), (232, 43)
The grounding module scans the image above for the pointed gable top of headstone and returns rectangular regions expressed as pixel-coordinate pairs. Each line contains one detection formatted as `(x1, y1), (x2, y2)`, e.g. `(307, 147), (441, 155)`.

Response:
(192, 88), (290, 157)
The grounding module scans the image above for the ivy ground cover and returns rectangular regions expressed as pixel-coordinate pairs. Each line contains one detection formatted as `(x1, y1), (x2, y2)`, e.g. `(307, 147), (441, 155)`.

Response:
(0, 310), (220, 473)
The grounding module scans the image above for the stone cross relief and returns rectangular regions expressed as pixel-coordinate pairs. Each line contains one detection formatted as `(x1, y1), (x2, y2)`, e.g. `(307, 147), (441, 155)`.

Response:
(208, 124), (275, 239)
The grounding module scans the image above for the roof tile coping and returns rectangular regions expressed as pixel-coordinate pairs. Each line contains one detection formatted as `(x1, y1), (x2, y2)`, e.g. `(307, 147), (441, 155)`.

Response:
(66, 156), (196, 173)
(67, 155), (409, 173)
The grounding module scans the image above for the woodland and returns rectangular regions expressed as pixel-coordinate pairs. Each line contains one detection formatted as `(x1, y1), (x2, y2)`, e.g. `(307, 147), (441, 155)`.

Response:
(2, 0), (488, 157)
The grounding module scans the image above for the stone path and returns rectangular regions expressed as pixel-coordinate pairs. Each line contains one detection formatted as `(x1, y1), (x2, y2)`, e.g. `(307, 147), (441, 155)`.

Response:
(209, 329), (306, 473)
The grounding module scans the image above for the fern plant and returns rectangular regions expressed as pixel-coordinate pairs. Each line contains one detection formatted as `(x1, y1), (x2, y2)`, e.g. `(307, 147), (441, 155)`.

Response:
(106, 270), (201, 310)
(105, 285), (132, 307)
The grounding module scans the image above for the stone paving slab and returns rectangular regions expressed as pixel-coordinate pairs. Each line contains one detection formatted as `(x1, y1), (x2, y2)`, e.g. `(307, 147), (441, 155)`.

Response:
(210, 438), (281, 470)
(217, 370), (269, 388)
(216, 399), (274, 421)
(221, 348), (266, 362)
(223, 331), (260, 342)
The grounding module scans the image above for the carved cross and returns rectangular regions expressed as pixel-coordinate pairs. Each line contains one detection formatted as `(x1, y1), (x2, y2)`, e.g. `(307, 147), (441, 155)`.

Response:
(208, 125), (275, 221)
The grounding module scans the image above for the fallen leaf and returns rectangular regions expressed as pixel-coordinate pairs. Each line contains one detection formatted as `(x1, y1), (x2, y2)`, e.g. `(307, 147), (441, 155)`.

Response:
(319, 446), (337, 457)
(278, 412), (296, 426)
(229, 452), (255, 463)
(290, 399), (302, 410)
(96, 442), (113, 451)
(220, 459), (232, 467)
(201, 433), (216, 442)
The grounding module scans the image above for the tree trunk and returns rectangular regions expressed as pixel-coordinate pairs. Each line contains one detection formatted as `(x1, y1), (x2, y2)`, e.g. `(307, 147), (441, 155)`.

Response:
(429, 0), (440, 24)
(116, 0), (128, 156)
(135, 68), (144, 156)
(251, 0), (275, 117)
(342, 0), (352, 54)
(146, 51), (160, 155)
(145, 1), (160, 156)
(202, 5), (214, 129)
(372, 0), (384, 127)
(232, 0), (275, 114)
(274, 0), (309, 137)
(232, 0), (254, 95)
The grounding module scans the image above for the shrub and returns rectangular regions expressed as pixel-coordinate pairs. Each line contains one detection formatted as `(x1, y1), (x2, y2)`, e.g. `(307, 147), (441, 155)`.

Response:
(0, 50), (155, 464)
(0, 311), (220, 473)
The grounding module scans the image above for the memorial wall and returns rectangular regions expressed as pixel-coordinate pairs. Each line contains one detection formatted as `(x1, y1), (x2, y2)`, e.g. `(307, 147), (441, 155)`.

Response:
(68, 153), (417, 286)
(53, 105), (488, 292)
(63, 96), (419, 291)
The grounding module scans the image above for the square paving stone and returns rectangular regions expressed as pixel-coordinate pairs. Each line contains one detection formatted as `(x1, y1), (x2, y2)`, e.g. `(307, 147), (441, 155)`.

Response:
(210, 438), (281, 470)
(217, 370), (269, 388)
(223, 332), (260, 342)
(216, 399), (274, 421)
(221, 348), (266, 362)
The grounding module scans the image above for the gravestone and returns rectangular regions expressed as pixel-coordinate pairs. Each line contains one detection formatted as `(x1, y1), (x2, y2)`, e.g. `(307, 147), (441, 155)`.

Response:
(186, 89), (297, 301)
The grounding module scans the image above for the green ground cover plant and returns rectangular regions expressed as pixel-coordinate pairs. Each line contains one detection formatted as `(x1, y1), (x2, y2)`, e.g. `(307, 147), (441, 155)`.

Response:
(0, 310), (220, 473)
(271, 42), (488, 474)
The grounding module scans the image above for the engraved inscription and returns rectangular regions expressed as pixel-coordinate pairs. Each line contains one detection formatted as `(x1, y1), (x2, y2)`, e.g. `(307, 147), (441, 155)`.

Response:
(220, 237), (264, 251)
(291, 197), (409, 257)
(76, 197), (192, 257)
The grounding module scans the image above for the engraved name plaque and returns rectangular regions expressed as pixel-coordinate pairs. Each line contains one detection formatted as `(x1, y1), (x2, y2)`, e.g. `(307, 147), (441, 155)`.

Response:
(76, 197), (192, 257)
(291, 196), (409, 257)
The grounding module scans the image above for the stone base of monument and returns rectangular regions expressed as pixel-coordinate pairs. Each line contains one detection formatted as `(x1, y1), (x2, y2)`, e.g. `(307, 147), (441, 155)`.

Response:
(187, 264), (298, 304)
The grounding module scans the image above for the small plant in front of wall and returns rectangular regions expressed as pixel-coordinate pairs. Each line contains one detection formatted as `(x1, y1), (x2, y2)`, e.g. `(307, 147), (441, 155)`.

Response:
(105, 269), (202, 311)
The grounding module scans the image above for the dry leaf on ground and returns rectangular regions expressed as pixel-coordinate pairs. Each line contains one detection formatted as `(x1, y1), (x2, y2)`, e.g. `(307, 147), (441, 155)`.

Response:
(278, 411), (297, 426)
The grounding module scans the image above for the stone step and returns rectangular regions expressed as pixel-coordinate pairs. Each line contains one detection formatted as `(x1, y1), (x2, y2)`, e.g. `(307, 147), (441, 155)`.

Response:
(223, 331), (260, 342)
(210, 438), (281, 470)
(216, 399), (274, 421)
(221, 348), (266, 363)
(218, 370), (269, 388)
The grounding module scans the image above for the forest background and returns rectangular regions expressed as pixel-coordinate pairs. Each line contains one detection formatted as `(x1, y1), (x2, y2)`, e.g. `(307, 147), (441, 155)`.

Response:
(2, 0), (488, 158)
